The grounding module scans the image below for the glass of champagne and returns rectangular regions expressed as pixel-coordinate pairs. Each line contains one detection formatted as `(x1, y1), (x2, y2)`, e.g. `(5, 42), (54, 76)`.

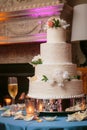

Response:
(8, 77), (18, 104)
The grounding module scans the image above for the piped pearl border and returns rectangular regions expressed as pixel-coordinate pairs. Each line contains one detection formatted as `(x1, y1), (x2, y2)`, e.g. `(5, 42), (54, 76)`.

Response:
(28, 94), (84, 99)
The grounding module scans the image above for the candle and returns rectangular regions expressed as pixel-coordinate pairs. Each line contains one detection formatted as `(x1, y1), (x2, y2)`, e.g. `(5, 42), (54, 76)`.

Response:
(4, 98), (11, 105)
(38, 103), (43, 112)
(27, 106), (34, 114)
(25, 99), (35, 116)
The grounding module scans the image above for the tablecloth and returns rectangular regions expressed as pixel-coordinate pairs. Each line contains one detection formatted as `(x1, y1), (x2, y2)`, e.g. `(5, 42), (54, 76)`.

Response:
(0, 110), (87, 130)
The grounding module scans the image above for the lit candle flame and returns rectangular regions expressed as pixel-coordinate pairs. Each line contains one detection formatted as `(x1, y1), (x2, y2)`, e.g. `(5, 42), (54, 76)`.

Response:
(4, 98), (11, 105)
(39, 103), (43, 112)
(26, 105), (34, 116)
(81, 98), (86, 110)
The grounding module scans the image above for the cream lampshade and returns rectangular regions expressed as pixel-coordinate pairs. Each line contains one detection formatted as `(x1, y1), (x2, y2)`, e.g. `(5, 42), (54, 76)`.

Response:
(71, 4), (87, 41)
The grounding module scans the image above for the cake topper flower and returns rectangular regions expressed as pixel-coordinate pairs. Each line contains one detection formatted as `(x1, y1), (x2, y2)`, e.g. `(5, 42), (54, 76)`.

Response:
(46, 17), (70, 29)
(31, 54), (42, 67)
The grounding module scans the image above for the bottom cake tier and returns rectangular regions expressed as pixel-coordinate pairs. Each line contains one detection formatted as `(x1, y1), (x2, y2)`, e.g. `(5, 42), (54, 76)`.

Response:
(28, 79), (83, 99)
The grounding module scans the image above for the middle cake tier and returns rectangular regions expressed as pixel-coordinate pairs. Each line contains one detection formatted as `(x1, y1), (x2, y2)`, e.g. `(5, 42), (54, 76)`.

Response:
(41, 43), (72, 64)
(35, 63), (77, 79)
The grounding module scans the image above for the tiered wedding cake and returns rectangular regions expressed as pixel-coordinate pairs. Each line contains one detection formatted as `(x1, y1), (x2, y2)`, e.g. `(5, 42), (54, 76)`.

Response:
(28, 17), (83, 99)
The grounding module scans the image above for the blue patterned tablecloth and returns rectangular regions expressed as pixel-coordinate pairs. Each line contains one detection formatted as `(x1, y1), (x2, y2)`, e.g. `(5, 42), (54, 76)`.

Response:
(0, 110), (87, 130)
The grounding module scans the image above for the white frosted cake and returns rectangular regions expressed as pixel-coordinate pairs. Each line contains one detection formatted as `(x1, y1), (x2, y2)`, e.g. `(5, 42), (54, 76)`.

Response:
(28, 17), (83, 99)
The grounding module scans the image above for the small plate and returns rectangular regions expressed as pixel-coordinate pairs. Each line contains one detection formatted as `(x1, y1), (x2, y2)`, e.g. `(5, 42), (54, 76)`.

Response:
(43, 116), (57, 121)
(24, 115), (34, 121)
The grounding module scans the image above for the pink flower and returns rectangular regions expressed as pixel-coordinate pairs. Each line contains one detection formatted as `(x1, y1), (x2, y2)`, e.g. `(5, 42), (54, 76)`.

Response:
(46, 17), (69, 29)
(47, 21), (54, 27)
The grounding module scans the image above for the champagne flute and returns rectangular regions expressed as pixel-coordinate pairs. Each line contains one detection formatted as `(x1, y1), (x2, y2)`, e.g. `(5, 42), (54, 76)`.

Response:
(8, 77), (18, 104)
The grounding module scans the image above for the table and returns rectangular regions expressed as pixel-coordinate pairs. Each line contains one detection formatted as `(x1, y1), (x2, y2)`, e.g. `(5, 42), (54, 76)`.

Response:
(0, 110), (87, 130)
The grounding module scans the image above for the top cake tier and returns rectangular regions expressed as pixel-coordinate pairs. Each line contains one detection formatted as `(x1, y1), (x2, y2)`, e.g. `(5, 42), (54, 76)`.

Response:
(47, 28), (66, 43)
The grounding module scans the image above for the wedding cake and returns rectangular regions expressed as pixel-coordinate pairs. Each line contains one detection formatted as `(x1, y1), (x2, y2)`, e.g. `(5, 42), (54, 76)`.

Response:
(28, 17), (83, 99)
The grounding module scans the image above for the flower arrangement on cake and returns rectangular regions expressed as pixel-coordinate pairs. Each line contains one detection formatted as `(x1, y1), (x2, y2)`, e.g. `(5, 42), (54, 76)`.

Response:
(41, 70), (81, 87)
(31, 54), (42, 67)
(47, 17), (70, 29)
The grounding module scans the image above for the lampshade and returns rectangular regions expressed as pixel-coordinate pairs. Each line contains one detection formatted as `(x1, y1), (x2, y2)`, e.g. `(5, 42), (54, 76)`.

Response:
(71, 4), (87, 41)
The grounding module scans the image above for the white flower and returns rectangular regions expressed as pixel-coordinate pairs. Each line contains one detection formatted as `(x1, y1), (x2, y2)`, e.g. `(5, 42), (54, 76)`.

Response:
(47, 17), (69, 29)
(32, 54), (41, 62)
(58, 82), (64, 87)
(31, 54), (42, 66)
(60, 19), (67, 25)
(59, 19), (70, 29)
(63, 71), (70, 80)
(53, 70), (63, 79)
(52, 70), (64, 85)
(56, 70), (63, 76)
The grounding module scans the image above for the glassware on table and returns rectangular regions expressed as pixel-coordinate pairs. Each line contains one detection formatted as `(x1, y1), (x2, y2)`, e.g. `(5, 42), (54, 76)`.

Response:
(8, 77), (18, 104)
(25, 98), (35, 116)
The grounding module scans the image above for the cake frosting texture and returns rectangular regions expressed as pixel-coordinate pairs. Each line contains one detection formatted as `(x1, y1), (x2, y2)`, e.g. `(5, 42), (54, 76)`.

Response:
(41, 43), (72, 63)
(28, 18), (83, 99)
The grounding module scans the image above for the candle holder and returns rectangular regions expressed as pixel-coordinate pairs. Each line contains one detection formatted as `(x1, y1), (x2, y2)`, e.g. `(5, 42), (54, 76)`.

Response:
(25, 98), (35, 116)
(4, 96), (12, 106)
(37, 99), (43, 112)
(25, 97), (86, 116)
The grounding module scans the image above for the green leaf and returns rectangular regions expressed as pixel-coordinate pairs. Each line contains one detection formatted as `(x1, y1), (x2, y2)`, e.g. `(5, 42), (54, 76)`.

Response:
(70, 75), (81, 80)
(41, 75), (48, 82)
(31, 59), (42, 65)
(53, 19), (61, 27)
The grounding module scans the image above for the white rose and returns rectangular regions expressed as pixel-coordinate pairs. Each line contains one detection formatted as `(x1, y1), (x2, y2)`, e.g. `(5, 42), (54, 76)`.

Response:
(53, 70), (63, 78)
(58, 82), (64, 87)
(63, 24), (70, 29)
(60, 19), (67, 26)
(32, 54), (41, 61)
(63, 71), (69, 79)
